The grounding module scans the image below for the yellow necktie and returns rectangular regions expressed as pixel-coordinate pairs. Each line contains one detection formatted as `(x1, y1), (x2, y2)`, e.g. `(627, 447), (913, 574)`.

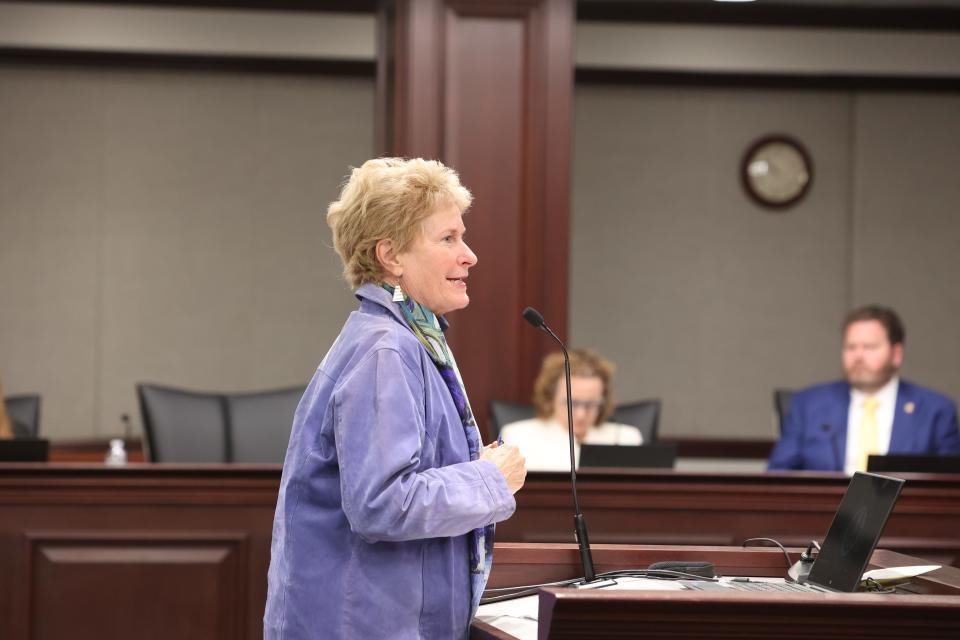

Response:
(855, 397), (880, 472)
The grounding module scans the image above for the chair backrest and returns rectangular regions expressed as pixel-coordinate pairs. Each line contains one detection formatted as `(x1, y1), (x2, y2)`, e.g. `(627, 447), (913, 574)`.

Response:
(488, 400), (536, 440)
(490, 398), (662, 442)
(774, 388), (795, 434)
(610, 399), (661, 443)
(227, 386), (305, 463)
(4, 394), (41, 438)
(137, 384), (229, 463)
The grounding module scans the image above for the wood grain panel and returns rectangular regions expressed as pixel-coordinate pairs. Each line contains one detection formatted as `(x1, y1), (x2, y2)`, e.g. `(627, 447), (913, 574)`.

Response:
(0, 465), (277, 640)
(6, 465), (958, 639)
(442, 10), (526, 435)
(379, 0), (574, 439)
(25, 531), (246, 640)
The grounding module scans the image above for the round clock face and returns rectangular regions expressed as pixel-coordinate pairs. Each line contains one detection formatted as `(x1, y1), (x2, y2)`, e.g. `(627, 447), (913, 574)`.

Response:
(741, 135), (813, 209)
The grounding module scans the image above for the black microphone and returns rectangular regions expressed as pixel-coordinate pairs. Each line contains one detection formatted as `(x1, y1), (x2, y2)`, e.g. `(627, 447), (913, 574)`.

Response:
(121, 413), (132, 441)
(821, 424), (842, 472)
(522, 306), (614, 588)
(522, 307), (544, 329)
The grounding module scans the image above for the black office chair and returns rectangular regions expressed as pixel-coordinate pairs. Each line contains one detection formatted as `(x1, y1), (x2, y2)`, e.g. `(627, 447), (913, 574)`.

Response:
(4, 394), (41, 439)
(137, 383), (230, 463)
(774, 389), (794, 434)
(227, 385), (305, 463)
(488, 400), (536, 441)
(610, 399), (661, 443)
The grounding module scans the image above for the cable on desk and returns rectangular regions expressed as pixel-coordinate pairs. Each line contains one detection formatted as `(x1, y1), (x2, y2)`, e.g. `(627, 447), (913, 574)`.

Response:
(741, 537), (793, 568)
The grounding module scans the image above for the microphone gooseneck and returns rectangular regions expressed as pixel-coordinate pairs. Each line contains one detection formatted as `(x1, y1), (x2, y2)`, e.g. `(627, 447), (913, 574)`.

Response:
(522, 306), (600, 584)
(821, 424), (842, 472)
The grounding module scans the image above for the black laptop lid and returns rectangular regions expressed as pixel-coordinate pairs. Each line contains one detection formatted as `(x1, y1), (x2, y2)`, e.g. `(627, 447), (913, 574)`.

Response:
(806, 472), (904, 592)
(868, 454), (960, 474)
(0, 438), (49, 462)
(578, 443), (677, 469)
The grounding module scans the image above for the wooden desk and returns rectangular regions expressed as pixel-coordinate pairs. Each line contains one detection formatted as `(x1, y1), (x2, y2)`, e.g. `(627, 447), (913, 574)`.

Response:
(0, 463), (278, 640)
(474, 544), (960, 639)
(498, 470), (960, 567)
(3, 464), (959, 639)
(48, 438), (146, 463)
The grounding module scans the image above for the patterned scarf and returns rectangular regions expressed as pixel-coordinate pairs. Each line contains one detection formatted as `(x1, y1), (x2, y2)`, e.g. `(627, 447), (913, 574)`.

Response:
(383, 284), (495, 621)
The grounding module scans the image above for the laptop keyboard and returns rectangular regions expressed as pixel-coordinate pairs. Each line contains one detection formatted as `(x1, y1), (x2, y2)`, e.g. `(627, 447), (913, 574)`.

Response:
(682, 580), (826, 593)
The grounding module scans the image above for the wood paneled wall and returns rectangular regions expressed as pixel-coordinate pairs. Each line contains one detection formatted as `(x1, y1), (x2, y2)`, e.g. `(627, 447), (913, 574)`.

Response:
(5, 465), (960, 638)
(378, 0), (574, 439)
(0, 465), (279, 640)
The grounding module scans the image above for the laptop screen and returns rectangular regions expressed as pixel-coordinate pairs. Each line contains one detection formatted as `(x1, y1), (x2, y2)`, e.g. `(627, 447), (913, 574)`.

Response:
(0, 438), (49, 462)
(578, 443), (677, 469)
(806, 472), (904, 592)
(868, 454), (960, 474)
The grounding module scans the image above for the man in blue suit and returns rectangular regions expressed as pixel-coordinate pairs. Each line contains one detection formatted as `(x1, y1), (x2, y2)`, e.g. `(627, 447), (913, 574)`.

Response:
(769, 305), (960, 472)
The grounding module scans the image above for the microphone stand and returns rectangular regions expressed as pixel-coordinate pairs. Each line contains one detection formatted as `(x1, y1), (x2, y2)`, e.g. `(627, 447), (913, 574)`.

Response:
(523, 308), (615, 589)
(821, 424), (842, 472)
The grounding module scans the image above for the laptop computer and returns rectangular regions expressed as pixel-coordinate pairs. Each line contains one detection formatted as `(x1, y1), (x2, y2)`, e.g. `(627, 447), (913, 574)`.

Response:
(682, 471), (905, 593)
(0, 438), (49, 462)
(868, 454), (960, 475)
(579, 442), (677, 469)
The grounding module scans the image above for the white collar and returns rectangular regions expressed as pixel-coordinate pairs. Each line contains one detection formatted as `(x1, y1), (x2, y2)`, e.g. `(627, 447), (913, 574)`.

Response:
(850, 374), (899, 407)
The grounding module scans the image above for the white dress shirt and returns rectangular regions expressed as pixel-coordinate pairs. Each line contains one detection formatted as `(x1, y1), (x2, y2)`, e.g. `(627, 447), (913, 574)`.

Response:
(844, 375), (899, 475)
(499, 417), (643, 472)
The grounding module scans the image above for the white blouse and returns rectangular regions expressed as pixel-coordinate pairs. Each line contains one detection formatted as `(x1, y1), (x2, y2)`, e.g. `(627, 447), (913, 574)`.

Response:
(499, 417), (643, 472)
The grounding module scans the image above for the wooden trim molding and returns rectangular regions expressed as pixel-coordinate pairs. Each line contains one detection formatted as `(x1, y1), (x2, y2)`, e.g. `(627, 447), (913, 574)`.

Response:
(44, 436), (776, 462)
(20, 0), (378, 15)
(0, 47), (376, 75)
(576, 1), (960, 32)
(576, 68), (960, 92)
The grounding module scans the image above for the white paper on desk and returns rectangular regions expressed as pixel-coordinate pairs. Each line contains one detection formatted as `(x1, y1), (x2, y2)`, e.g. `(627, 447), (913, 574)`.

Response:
(476, 595), (539, 640)
(861, 565), (940, 585)
(476, 577), (685, 640)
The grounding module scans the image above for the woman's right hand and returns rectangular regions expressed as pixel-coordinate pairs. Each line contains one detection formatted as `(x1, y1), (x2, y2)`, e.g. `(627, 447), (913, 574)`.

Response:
(480, 442), (527, 494)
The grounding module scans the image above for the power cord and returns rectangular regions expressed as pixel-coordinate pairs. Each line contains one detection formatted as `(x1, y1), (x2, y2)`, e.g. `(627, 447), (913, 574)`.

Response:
(741, 537), (794, 569)
(860, 577), (897, 594)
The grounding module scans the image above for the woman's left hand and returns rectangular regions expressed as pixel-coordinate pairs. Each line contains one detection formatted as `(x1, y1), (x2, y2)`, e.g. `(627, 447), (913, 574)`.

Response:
(480, 442), (527, 494)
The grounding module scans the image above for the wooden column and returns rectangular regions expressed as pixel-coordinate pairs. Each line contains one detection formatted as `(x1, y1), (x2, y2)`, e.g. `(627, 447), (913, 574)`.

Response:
(378, 0), (574, 438)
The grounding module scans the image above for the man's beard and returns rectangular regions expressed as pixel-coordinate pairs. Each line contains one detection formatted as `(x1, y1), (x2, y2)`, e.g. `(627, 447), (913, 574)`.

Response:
(846, 362), (897, 392)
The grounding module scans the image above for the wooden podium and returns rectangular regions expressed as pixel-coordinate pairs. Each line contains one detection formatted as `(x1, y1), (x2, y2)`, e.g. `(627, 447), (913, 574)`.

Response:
(472, 543), (960, 639)
(497, 470), (960, 567)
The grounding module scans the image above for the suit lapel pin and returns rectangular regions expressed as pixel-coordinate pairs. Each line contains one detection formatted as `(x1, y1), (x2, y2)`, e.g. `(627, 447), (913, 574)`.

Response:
(903, 401), (915, 414)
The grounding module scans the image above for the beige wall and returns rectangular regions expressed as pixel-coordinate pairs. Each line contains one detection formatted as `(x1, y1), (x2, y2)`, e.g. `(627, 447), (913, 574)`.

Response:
(570, 84), (960, 438)
(2, 6), (958, 443)
(0, 3), (375, 60)
(851, 93), (960, 397)
(0, 64), (373, 439)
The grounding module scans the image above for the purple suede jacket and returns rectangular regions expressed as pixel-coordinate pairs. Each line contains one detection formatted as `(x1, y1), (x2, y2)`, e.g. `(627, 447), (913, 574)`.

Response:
(264, 284), (516, 639)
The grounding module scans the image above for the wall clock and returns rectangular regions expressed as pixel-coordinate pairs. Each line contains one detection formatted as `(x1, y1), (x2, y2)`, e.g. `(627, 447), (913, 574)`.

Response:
(741, 135), (813, 209)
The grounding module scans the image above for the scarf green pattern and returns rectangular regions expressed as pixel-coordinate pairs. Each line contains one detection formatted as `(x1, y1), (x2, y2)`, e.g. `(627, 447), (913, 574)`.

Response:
(382, 284), (494, 620)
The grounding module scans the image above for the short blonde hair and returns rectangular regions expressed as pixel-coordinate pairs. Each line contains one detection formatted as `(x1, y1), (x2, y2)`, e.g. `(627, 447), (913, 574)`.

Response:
(327, 157), (472, 288)
(532, 348), (615, 425)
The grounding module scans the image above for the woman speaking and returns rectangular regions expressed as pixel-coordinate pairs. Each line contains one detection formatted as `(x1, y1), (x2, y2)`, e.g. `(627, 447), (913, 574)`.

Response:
(264, 158), (526, 639)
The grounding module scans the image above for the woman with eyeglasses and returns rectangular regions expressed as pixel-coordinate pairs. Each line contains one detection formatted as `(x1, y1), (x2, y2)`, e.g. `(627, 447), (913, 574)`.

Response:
(500, 348), (642, 471)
